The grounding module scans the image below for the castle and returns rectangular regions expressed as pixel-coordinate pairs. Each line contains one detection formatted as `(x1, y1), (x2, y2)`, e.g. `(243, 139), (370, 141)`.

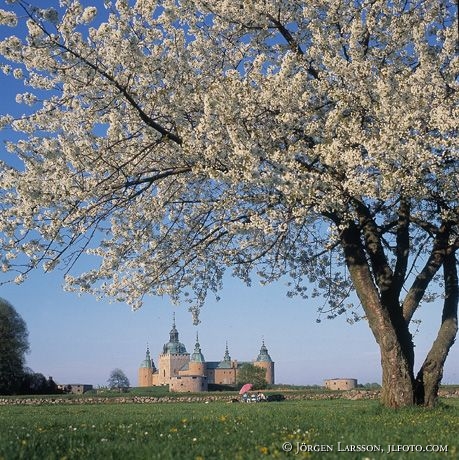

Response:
(138, 315), (274, 392)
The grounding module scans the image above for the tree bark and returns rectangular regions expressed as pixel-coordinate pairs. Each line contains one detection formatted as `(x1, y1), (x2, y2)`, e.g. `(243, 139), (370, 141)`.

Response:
(379, 336), (414, 407)
(414, 252), (458, 407)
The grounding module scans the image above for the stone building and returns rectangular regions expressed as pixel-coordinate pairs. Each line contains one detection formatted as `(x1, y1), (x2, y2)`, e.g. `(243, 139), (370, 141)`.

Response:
(138, 316), (274, 392)
(324, 378), (358, 390)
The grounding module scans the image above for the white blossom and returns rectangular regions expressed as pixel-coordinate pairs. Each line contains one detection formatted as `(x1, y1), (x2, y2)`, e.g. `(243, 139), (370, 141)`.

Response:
(14, 274), (25, 284)
(13, 68), (24, 80)
(0, 8), (17, 26)
(80, 6), (97, 24)
(0, 0), (456, 324)
(0, 114), (14, 128)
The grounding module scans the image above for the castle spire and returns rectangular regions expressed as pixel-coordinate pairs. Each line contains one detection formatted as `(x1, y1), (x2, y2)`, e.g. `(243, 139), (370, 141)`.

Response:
(140, 343), (153, 369)
(216, 341), (232, 368)
(256, 339), (272, 362)
(163, 313), (187, 354)
(169, 312), (179, 343)
(191, 331), (205, 362)
(223, 341), (231, 362)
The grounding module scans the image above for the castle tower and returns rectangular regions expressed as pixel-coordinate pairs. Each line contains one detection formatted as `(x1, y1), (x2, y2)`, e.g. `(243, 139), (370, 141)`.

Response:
(138, 345), (155, 387)
(157, 313), (190, 385)
(254, 339), (274, 384)
(213, 341), (237, 385)
(189, 332), (206, 376)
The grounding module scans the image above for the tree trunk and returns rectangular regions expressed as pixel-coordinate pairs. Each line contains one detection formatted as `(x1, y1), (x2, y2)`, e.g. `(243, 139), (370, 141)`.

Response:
(338, 210), (457, 408)
(414, 253), (458, 407)
(378, 326), (415, 407)
(340, 223), (416, 407)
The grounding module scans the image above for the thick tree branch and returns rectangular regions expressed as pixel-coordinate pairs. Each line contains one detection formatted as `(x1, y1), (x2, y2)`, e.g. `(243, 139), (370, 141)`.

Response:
(402, 223), (452, 323)
(339, 221), (382, 337)
(393, 198), (410, 294)
(353, 200), (394, 301)
(414, 251), (458, 406)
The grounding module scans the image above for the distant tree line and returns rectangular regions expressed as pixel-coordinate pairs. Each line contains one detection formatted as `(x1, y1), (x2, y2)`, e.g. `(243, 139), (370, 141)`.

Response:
(0, 298), (61, 395)
(358, 383), (382, 390)
(19, 370), (60, 395)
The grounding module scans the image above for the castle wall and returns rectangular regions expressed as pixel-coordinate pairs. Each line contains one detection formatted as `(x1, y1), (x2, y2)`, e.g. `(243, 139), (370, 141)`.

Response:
(156, 353), (190, 385)
(151, 372), (162, 386)
(170, 375), (208, 392)
(138, 368), (153, 387)
(186, 361), (206, 376)
(212, 367), (237, 385)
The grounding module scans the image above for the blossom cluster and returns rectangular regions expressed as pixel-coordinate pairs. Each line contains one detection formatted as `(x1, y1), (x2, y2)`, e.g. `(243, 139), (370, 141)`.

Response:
(0, 0), (457, 321)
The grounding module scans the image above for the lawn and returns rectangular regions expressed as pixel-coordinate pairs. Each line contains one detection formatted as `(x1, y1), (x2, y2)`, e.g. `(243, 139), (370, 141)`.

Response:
(0, 398), (457, 459)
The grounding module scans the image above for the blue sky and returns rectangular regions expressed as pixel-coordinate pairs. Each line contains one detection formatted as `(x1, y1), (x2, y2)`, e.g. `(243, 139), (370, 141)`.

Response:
(1, 267), (457, 387)
(0, 1), (457, 388)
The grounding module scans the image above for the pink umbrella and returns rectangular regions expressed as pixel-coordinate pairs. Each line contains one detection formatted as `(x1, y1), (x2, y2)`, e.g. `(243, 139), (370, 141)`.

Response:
(239, 383), (253, 395)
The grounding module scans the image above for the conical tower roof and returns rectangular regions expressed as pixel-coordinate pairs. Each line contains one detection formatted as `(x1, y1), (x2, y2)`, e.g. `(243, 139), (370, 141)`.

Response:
(190, 332), (205, 362)
(217, 342), (232, 368)
(256, 339), (273, 362)
(162, 313), (187, 354)
(140, 345), (155, 369)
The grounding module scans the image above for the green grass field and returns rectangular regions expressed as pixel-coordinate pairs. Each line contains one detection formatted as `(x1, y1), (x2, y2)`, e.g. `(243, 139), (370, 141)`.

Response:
(0, 398), (457, 459)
